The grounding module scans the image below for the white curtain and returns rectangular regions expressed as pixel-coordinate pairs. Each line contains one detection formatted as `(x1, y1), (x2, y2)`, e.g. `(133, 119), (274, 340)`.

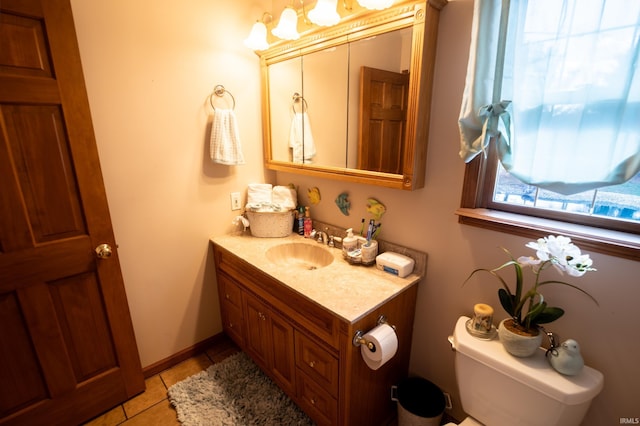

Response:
(459, 0), (640, 195)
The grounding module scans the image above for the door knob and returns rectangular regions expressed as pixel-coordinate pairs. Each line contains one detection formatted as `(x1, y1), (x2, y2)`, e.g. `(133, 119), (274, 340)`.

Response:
(95, 243), (112, 259)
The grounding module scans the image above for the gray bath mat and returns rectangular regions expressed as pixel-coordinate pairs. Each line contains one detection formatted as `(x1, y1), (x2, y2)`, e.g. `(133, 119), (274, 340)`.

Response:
(168, 352), (314, 425)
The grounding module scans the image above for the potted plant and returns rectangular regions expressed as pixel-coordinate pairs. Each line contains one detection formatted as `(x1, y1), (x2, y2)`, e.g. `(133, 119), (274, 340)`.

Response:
(465, 235), (597, 357)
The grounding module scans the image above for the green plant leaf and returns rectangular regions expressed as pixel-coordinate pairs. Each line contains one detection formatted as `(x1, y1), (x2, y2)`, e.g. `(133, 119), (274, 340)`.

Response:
(498, 288), (516, 316)
(526, 300), (547, 320)
(537, 280), (599, 306)
(533, 307), (565, 324)
(463, 267), (514, 297)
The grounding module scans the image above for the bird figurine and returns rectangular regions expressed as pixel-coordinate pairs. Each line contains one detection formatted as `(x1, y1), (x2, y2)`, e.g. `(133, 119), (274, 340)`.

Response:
(366, 198), (386, 220)
(335, 192), (350, 216)
(546, 339), (584, 376)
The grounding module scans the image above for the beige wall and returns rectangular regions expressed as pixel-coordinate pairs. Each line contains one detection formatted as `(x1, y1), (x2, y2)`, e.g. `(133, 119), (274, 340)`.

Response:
(71, 0), (638, 425)
(70, 0), (272, 367)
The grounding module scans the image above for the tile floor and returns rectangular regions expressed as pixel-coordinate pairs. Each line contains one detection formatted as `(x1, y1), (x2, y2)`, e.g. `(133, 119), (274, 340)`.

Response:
(84, 334), (455, 426)
(84, 336), (240, 426)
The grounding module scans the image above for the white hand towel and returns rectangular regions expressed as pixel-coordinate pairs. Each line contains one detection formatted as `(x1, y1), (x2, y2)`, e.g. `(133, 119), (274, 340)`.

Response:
(247, 183), (273, 205)
(289, 112), (316, 163)
(210, 109), (245, 165)
(272, 185), (297, 210)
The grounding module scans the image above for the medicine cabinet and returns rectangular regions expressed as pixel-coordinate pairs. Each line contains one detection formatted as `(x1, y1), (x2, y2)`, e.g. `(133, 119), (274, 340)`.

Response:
(259, 0), (447, 190)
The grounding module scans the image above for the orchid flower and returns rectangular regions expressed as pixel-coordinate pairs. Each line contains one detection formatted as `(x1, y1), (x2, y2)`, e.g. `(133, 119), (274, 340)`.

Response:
(464, 235), (598, 331)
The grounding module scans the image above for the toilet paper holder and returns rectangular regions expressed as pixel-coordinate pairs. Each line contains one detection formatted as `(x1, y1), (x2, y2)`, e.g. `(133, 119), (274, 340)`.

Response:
(353, 315), (396, 352)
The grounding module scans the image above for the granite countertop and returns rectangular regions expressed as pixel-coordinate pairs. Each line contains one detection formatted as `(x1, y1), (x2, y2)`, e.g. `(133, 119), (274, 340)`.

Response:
(211, 232), (423, 323)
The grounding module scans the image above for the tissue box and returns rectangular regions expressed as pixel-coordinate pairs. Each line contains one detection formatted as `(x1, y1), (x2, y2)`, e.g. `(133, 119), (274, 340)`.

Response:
(376, 252), (415, 278)
(246, 210), (293, 238)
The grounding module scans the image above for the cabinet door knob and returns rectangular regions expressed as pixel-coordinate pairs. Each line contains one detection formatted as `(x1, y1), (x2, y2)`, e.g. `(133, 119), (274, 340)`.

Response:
(310, 397), (316, 405)
(225, 293), (230, 299)
(308, 360), (316, 368)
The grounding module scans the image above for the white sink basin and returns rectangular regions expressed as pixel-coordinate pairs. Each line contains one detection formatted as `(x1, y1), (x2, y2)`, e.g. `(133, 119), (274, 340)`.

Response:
(266, 243), (334, 270)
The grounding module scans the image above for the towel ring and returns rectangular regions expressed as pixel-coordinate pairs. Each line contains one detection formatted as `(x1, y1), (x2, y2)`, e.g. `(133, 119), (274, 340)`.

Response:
(209, 84), (236, 111)
(292, 92), (308, 114)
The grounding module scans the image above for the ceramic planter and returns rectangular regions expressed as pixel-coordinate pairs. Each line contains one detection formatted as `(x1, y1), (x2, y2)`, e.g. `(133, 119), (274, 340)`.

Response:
(498, 319), (543, 357)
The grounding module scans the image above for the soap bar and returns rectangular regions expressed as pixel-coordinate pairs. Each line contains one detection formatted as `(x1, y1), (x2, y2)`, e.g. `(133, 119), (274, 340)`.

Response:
(375, 252), (415, 278)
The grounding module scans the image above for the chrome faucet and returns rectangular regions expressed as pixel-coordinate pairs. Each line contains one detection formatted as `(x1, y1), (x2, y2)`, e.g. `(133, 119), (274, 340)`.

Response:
(316, 229), (328, 245)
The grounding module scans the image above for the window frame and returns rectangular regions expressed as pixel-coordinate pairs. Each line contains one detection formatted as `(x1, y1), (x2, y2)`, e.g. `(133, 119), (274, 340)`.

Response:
(457, 143), (640, 262)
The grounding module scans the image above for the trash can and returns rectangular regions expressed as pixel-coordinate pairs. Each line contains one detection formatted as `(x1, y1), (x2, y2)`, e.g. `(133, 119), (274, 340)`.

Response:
(391, 377), (445, 426)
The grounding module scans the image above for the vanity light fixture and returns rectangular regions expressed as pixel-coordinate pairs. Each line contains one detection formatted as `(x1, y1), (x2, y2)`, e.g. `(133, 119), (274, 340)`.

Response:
(272, 6), (300, 40)
(357, 0), (394, 10)
(244, 13), (272, 51)
(308, 0), (341, 26)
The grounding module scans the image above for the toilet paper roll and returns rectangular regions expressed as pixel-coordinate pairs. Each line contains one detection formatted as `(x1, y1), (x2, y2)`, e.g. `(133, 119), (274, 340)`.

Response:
(361, 323), (398, 370)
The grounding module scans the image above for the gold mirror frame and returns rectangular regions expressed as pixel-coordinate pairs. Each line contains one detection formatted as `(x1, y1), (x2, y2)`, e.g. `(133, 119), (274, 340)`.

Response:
(259, 0), (447, 190)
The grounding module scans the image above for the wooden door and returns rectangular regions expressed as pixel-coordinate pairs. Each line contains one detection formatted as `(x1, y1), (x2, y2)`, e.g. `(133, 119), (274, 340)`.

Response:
(0, 1), (145, 425)
(357, 66), (410, 174)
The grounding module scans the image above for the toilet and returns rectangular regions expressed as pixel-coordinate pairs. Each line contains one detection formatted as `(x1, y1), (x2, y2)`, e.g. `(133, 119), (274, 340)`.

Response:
(447, 316), (604, 426)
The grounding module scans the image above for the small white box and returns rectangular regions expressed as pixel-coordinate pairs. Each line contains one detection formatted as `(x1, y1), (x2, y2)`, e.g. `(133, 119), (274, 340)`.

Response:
(375, 252), (415, 278)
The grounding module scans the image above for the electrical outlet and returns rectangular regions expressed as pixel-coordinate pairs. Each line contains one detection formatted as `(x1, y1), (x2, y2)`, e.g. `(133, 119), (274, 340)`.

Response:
(230, 192), (241, 211)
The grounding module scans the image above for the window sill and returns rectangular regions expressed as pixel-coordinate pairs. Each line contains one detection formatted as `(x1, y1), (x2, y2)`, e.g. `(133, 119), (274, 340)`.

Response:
(456, 208), (640, 261)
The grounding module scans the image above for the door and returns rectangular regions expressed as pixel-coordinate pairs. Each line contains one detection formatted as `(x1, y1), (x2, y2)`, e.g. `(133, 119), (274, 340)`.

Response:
(0, 1), (145, 425)
(357, 66), (410, 174)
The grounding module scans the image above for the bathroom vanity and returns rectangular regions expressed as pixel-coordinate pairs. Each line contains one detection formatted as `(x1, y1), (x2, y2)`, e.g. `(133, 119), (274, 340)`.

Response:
(211, 233), (425, 425)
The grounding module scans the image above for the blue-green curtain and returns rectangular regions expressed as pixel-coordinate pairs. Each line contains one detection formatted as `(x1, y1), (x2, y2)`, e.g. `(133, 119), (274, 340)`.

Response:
(458, 0), (640, 195)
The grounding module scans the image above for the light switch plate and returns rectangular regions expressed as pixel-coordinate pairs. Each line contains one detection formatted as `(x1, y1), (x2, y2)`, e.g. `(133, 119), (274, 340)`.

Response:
(230, 192), (241, 211)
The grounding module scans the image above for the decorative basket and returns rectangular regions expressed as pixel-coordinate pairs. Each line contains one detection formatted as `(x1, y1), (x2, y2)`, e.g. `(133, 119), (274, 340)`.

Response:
(246, 210), (294, 238)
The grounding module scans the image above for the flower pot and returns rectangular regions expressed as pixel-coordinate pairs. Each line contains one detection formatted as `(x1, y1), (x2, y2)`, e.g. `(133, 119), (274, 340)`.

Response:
(498, 319), (543, 357)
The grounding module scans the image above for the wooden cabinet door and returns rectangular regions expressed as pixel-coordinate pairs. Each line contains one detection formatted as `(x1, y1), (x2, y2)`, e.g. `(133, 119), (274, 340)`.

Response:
(0, 1), (144, 424)
(218, 274), (246, 346)
(244, 292), (295, 394)
(269, 312), (295, 395)
(244, 294), (272, 369)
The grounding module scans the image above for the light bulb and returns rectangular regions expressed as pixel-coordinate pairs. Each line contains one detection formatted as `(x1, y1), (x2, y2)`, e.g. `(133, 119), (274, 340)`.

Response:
(244, 21), (269, 50)
(308, 0), (340, 27)
(272, 7), (300, 40)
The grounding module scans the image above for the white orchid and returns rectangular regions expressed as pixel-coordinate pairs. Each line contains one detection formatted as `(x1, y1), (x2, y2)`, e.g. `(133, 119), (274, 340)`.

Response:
(465, 235), (598, 331)
(525, 235), (597, 277)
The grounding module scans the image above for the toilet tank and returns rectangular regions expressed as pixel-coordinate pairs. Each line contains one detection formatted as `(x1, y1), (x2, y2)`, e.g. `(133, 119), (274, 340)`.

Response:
(450, 316), (603, 426)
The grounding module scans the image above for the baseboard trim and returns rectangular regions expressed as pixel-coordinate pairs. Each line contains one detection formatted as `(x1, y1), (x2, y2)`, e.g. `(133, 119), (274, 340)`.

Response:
(141, 332), (226, 378)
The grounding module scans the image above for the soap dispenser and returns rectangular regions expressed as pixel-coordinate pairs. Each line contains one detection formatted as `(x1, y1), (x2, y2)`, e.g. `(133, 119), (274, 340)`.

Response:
(342, 228), (357, 256)
(303, 206), (312, 238)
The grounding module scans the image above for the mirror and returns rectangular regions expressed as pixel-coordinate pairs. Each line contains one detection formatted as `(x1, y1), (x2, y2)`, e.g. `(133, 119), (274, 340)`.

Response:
(268, 45), (349, 167)
(350, 28), (412, 174)
(260, 1), (447, 190)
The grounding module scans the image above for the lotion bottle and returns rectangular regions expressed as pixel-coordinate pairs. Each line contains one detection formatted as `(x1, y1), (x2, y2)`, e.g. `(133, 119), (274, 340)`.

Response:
(303, 207), (312, 238)
(342, 228), (357, 256)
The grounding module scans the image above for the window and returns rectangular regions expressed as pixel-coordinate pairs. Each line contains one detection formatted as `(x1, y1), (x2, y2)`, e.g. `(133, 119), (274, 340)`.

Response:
(457, 0), (640, 260)
(492, 163), (640, 232)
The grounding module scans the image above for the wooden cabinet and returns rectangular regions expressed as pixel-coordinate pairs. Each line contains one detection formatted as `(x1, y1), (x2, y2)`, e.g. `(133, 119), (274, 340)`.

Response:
(218, 274), (245, 346)
(295, 331), (339, 424)
(213, 243), (419, 426)
(244, 291), (296, 395)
